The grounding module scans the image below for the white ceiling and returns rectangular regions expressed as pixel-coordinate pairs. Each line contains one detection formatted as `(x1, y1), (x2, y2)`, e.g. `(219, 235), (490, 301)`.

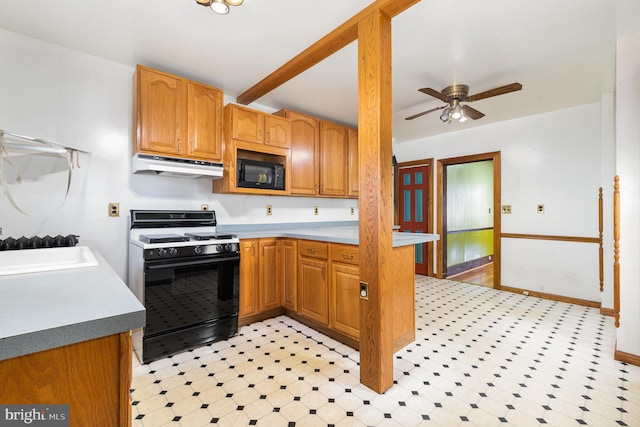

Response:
(1, 0), (639, 143)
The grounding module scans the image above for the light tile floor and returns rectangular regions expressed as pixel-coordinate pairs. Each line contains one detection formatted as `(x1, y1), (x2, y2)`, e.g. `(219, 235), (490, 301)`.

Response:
(131, 276), (640, 426)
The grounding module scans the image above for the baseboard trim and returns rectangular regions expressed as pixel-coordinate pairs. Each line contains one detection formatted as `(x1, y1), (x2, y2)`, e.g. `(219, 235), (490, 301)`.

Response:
(238, 307), (285, 328)
(614, 348), (640, 366)
(600, 307), (615, 317)
(500, 286), (600, 308)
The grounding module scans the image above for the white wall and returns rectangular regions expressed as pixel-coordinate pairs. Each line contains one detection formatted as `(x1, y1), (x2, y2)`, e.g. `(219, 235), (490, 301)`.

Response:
(394, 101), (612, 303)
(0, 29), (357, 280)
(615, 31), (640, 356)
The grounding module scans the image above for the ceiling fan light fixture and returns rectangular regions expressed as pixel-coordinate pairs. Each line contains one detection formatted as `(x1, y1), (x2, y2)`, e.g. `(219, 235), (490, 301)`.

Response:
(226, 0), (244, 5)
(451, 101), (462, 120)
(440, 107), (450, 122)
(210, 0), (230, 14)
(458, 106), (468, 122)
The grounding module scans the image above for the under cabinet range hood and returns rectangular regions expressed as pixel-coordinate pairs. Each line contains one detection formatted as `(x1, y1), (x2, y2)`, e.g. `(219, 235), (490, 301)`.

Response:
(131, 153), (223, 178)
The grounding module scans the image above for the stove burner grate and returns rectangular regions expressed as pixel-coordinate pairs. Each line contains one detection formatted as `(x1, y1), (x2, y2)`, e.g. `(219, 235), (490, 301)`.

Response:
(139, 234), (190, 244)
(184, 232), (236, 241)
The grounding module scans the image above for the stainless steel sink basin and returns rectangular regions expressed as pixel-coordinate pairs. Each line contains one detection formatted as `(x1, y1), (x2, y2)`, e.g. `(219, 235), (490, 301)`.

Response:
(0, 246), (99, 276)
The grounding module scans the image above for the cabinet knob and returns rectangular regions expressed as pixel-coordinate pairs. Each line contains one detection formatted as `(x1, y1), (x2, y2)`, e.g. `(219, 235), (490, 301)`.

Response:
(342, 254), (353, 260)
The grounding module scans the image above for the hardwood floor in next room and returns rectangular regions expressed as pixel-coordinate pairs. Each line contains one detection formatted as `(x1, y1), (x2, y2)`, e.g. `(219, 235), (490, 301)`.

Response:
(448, 262), (494, 288)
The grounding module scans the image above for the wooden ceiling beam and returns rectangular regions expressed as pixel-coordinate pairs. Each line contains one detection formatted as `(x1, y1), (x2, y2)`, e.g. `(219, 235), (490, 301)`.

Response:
(235, 0), (419, 105)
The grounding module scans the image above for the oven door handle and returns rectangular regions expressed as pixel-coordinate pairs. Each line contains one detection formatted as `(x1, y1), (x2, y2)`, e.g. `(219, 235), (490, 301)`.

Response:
(145, 256), (239, 270)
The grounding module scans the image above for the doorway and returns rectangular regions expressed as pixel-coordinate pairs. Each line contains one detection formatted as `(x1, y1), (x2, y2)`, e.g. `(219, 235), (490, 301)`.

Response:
(437, 152), (501, 288)
(396, 159), (434, 276)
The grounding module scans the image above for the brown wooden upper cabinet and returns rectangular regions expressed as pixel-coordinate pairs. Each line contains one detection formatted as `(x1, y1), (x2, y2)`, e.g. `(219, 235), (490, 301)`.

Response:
(134, 65), (223, 162)
(279, 110), (320, 195)
(276, 109), (357, 199)
(229, 104), (290, 149)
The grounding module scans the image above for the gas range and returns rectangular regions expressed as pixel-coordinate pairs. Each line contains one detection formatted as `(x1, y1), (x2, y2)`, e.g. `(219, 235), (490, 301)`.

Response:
(127, 209), (240, 363)
(129, 210), (239, 259)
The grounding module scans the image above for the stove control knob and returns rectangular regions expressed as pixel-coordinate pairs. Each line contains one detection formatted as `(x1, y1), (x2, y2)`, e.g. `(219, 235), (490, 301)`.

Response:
(157, 248), (167, 257)
(193, 246), (203, 254)
(168, 247), (178, 256)
(216, 244), (229, 253)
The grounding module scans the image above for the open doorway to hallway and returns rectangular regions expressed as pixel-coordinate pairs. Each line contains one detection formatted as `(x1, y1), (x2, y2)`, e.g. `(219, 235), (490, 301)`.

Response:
(437, 152), (501, 288)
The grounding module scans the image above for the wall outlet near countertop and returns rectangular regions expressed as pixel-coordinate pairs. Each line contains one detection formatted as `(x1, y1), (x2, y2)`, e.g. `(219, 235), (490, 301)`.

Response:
(266, 205), (273, 216)
(201, 204), (209, 211)
(108, 203), (119, 218)
(350, 207), (355, 215)
(313, 206), (319, 215)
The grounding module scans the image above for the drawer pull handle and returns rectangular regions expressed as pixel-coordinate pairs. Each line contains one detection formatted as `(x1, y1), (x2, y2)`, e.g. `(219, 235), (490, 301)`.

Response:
(342, 254), (354, 260)
(307, 248), (316, 253)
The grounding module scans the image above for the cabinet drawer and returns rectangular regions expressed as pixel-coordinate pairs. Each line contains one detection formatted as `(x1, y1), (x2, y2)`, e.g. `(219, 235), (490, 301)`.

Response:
(299, 241), (329, 259)
(331, 244), (359, 265)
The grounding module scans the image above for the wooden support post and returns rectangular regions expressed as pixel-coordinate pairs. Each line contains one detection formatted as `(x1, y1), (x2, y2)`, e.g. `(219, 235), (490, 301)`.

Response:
(357, 9), (394, 393)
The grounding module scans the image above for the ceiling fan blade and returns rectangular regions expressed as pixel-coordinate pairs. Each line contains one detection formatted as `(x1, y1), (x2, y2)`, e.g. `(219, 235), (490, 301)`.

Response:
(418, 87), (448, 102)
(463, 105), (485, 120)
(405, 106), (445, 121)
(466, 83), (522, 102)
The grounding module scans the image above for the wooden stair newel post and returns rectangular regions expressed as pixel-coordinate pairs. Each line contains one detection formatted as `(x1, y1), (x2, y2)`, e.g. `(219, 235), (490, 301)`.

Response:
(357, 9), (394, 393)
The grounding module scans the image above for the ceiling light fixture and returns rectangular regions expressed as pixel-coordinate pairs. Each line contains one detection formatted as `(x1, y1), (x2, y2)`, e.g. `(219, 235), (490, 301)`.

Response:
(196, 0), (244, 15)
(440, 102), (469, 124)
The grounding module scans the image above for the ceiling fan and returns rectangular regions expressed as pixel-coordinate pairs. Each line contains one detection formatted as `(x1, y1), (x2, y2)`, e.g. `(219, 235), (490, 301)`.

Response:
(405, 82), (522, 123)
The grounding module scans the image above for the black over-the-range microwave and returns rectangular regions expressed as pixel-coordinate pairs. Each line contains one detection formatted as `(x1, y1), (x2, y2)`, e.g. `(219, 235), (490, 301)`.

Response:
(237, 158), (285, 190)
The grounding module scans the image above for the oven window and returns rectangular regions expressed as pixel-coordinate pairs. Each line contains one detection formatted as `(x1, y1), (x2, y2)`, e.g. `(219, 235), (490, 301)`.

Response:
(144, 259), (239, 337)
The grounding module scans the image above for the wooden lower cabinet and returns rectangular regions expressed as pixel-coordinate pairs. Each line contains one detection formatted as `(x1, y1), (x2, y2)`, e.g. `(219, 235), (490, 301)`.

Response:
(297, 256), (329, 325)
(259, 238), (280, 311)
(281, 239), (298, 311)
(329, 262), (360, 340)
(239, 239), (259, 318)
(239, 238), (416, 352)
(0, 332), (133, 427)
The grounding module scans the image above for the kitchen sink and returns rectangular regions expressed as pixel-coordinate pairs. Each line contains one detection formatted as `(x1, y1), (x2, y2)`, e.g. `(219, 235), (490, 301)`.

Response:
(0, 246), (99, 276)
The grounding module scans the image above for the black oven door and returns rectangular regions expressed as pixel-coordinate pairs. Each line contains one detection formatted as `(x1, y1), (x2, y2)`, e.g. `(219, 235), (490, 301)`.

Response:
(142, 253), (239, 362)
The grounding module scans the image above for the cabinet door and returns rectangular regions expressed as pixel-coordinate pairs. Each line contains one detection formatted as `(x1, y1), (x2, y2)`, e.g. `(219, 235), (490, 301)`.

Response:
(329, 263), (360, 340)
(259, 238), (280, 311)
(239, 240), (259, 318)
(289, 112), (320, 195)
(298, 257), (328, 325)
(231, 105), (264, 144)
(137, 66), (184, 156)
(186, 81), (223, 161)
(265, 115), (291, 149)
(281, 239), (298, 311)
(348, 128), (359, 198)
(319, 121), (348, 196)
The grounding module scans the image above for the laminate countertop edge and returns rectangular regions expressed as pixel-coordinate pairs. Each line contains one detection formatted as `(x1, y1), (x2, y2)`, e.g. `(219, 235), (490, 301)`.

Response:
(218, 224), (439, 247)
(0, 249), (145, 361)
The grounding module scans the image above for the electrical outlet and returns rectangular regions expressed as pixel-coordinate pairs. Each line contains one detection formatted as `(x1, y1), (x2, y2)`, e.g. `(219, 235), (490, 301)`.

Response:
(537, 204), (545, 214)
(350, 207), (355, 215)
(314, 206), (319, 215)
(108, 203), (120, 218)
(266, 205), (273, 216)
(201, 204), (209, 211)
(359, 281), (369, 300)
(502, 205), (512, 214)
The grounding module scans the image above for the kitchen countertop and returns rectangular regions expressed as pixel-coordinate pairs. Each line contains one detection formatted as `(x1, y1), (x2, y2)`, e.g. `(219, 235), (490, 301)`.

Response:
(219, 222), (439, 247)
(0, 248), (145, 361)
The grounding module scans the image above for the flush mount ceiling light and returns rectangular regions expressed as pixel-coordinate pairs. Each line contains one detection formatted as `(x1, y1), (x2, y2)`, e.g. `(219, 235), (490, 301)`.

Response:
(196, 0), (244, 15)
